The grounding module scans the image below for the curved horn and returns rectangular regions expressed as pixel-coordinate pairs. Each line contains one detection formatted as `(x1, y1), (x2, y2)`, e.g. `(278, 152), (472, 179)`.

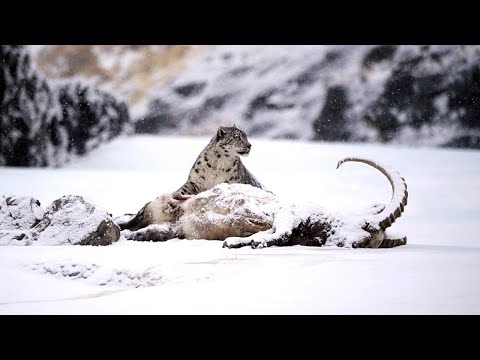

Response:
(337, 157), (408, 231)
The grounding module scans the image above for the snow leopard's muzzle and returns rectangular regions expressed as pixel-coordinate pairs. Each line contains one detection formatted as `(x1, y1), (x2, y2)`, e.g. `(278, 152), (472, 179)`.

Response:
(237, 143), (251, 156)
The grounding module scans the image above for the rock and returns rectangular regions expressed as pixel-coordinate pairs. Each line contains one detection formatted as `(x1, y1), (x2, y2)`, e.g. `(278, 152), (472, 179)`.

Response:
(190, 95), (231, 124)
(57, 83), (131, 157)
(359, 46), (480, 146)
(448, 65), (480, 129)
(442, 134), (480, 149)
(0, 45), (131, 167)
(174, 82), (206, 97)
(0, 195), (120, 246)
(313, 86), (350, 142)
(134, 99), (178, 134)
(0, 196), (44, 231)
(362, 45), (397, 68)
(245, 89), (294, 120)
(32, 195), (120, 246)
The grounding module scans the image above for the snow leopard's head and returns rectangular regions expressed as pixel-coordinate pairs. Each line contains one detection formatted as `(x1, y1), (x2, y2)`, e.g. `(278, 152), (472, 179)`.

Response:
(215, 125), (251, 157)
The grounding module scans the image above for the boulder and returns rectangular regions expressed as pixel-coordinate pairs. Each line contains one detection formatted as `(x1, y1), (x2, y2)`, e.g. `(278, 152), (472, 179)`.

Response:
(0, 195), (120, 246)
(0, 195), (44, 231)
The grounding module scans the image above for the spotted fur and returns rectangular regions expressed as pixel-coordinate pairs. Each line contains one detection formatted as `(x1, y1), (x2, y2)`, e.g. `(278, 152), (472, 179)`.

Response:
(173, 125), (266, 198)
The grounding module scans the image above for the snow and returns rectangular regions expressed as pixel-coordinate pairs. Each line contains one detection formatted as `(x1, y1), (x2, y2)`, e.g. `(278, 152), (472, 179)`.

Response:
(1, 135), (480, 314)
(0, 196), (43, 231)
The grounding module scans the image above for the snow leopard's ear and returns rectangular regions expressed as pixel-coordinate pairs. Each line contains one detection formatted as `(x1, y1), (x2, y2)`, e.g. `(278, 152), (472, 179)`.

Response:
(217, 126), (226, 139)
(233, 124), (237, 129)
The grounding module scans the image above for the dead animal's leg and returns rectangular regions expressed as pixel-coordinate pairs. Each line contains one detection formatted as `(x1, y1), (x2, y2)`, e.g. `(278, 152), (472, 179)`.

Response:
(114, 213), (136, 229)
(222, 236), (253, 249)
(117, 203), (151, 231)
(253, 207), (299, 248)
(250, 228), (291, 248)
(123, 224), (176, 242)
(222, 227), (288, 249)
(223, 208), (296, 249)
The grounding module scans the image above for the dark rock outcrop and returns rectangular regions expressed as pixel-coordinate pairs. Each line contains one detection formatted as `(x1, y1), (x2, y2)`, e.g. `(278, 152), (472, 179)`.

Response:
(134, 99), (178, 134)
(362, 45), (397, 68)
(0, 45), (131, 167)
(313, 86), (350, 142)
(361, 46), (480, 146)
(174, 82), (206, 97)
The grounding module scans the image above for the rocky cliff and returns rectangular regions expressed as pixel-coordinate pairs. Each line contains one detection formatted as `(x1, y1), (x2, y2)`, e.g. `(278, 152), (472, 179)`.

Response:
(28, 45), (480, 150)
(1, 45), (131, 167)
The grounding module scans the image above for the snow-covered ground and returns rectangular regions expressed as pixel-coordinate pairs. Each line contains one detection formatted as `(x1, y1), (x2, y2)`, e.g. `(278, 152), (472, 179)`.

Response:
(1, 135), (479, 314)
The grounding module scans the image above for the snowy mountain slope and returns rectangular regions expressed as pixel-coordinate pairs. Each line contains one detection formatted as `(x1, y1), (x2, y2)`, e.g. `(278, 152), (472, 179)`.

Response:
(0, 135), (479, 314)
(28, 45), (480, 149)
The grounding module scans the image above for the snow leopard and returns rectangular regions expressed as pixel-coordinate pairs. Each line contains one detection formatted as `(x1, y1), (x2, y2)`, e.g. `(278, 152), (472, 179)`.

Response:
(118, 125), (267, 231)
(172, 125), (267, 199)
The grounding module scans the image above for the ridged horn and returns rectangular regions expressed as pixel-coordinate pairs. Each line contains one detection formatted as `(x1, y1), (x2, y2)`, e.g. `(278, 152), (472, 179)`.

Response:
(337, 157), (408, 231)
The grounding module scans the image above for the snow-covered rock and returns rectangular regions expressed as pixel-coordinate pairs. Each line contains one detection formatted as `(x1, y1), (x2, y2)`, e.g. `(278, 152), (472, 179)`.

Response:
(0, 196), (44, 231)
(0, 195), (120, 246)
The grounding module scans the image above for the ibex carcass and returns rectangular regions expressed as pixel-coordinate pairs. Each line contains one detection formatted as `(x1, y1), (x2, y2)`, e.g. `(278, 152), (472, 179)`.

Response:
(117, 157), (408, 249)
